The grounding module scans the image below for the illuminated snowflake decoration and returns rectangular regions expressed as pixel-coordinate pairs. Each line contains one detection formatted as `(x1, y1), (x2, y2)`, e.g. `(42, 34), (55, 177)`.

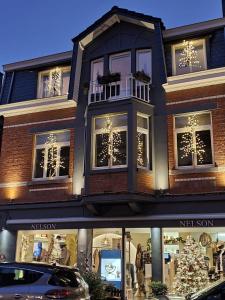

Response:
(180, 115), (206, 163)
(47, 68), (62, 97)
(179, 40), (201, 69)
(40, 134), (65, 178)
(98, 117), (123, 166)
(137, 132), (144, 167)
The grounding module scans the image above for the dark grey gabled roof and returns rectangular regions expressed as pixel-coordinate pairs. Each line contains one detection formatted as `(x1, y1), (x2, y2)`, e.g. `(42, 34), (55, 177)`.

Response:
(72, 6), (165, 44)
(3, 50), (72, 72)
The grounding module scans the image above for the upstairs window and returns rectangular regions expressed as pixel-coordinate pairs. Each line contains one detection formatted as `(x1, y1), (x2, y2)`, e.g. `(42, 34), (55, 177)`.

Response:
(91, 58), (104, 93)
(137, 114), (149, 168)
(136, 49), (152, 78)
(33, 131), (70, 179)
(175, 112), (213, 168)
(172, 39), (207, 75)
(38, 67), (70, 98)
(93, 113), (127, 168)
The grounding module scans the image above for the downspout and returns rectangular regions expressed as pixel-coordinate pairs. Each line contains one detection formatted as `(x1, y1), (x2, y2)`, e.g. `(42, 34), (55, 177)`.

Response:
(0, 73), (4, 103)
(6, 71), (15, 104)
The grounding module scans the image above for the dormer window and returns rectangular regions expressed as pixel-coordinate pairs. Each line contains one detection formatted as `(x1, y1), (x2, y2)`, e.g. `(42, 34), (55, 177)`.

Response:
(172, 39), (207, 76)
(37, 66), (70, 98)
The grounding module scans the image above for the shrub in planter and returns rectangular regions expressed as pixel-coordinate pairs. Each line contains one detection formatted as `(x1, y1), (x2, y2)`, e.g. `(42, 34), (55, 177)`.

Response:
(133, 70), (151, 83)
(82, 271), (106, 300)
(150, 281), (169, 300)
(97, 72), (121, 85)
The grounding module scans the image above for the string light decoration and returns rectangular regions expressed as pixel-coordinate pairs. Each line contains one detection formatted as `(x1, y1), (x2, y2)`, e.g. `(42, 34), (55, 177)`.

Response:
(98, 117), (124, 166)
(178, 40), (201, 69)
(45, 68), (62, 97)
(40, 134), (65, 178)
(180, 115), (206, 163)
(137, 132), (144, 166)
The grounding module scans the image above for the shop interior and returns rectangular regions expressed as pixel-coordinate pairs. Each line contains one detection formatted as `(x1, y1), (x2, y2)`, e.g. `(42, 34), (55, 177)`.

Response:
(16, 229), (77, 266)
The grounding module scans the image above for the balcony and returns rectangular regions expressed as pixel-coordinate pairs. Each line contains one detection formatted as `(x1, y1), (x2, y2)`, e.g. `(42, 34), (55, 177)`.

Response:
(88, 75), (151, 104)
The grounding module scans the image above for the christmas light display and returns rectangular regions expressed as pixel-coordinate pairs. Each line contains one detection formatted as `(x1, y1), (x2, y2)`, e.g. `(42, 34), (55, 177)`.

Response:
(40, 133), (65, 177)
(178, 40), (201, 69)
(180, 115), (206, 163)
(173, 236), (209, 296)
(98, 117), (124, 166)
(47, 68), (62, 97)
(137, 132), (144, 166)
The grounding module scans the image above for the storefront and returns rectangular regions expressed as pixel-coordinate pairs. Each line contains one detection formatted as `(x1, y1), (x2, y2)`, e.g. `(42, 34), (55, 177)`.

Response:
(3, 209), (225, 300)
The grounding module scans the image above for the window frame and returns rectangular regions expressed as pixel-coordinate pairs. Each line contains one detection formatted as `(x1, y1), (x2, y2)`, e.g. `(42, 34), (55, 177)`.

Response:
(92, 113), (128, 170)
(137, 113), (150, 169)
(37, 66), (71, 99)
(174, 111), (214, 169)
(172, 39), (207, 76)
(136, 49), (152, 79)
(32, 130), (70, 181)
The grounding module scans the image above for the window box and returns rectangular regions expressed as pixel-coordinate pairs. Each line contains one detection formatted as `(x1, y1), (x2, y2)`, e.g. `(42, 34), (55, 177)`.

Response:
(97, 72), (121, 85)
(133, 71), (151, 83)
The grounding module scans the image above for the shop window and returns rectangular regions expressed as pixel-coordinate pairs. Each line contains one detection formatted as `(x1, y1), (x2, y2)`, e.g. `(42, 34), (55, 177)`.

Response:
(93, 113), (127, 168)
(16, 230), (77, 266)
(33, 131), (70, 179)
(172, 39), (207, 75)
(37, 66), (70, 98)
(137, 114), (149, 168)
(174, 112), (213, 168)
(163, 229), (225, 296)
(92, 228), (122, 291)
(125, 229), (151, 299)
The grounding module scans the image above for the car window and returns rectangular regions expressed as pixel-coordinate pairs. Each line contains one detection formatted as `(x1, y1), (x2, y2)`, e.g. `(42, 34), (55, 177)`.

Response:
(0, 267), (43, 287)
(49, 270), (79, 288)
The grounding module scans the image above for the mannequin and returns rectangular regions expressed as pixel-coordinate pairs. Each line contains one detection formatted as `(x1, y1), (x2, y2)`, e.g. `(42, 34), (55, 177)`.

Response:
(59, 243), (71, 266)
(135, 243), (145, 297)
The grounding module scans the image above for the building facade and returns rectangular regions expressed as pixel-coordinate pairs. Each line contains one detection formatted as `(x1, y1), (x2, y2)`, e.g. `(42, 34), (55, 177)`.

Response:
(1, 4), (225, 299)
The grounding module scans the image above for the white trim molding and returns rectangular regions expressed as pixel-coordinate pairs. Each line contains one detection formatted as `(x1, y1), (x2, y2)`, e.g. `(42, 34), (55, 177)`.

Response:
(163, 67), (225, 92)
(29, 187), (68, 192)
(175, 177), (216, 182)
(0, 96), (76, 117)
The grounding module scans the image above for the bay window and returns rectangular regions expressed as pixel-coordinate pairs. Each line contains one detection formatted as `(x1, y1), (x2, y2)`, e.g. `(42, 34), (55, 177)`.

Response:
(93, 113), (127, 168)
(137, 114), (149, 168)
(175, 112), (213, 168)
(172, 39), (207, 75)
(38, 66), (70, 98)
(33, 131), (70, 179)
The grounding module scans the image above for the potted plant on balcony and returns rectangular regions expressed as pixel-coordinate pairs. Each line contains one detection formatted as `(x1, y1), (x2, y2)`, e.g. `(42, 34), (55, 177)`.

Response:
(149, 281), (169, 300)
(83, 82), (90, 95)
(97, 72), (121, 85)
(133, 70), (151, 83)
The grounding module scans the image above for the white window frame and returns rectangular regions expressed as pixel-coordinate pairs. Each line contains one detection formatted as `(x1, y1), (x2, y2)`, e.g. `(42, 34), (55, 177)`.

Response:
(172, 39), (207, 76)
(91, 58), (104, 83)
(32, 130), (70, 180)
(37, 66), (71, 99)
(174, 111), (214, 169)
(137, 113), (150, 169)
(92, 113), (128, 170)
(136, 49), (152, 80)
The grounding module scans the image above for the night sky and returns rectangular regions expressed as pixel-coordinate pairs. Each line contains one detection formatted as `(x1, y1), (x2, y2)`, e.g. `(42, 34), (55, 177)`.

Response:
(0, 0), (222, 72)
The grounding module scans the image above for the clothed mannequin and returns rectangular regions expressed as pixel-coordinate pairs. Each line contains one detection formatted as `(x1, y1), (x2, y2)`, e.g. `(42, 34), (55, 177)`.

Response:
(135, 243), (145, 297)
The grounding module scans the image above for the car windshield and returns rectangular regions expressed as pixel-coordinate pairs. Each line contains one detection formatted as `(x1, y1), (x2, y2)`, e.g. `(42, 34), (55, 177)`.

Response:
(187, 279), (225, 300)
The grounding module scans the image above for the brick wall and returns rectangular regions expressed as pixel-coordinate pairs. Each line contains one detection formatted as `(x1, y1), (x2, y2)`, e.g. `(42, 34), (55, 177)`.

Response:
(167, 84), (225, 194)
(88, 172), (128, 194)
(0, 107), (75, 203)
(136, 170), (154, 193)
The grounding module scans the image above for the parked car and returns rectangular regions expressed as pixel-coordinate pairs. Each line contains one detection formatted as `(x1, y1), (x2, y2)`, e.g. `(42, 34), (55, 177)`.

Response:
(0, 262), (90, 299)
(169, 279), (225, 300)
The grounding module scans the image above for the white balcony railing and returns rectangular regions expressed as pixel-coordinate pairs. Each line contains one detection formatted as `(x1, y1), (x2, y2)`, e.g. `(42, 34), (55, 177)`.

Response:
(88, 75), (151, 104)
